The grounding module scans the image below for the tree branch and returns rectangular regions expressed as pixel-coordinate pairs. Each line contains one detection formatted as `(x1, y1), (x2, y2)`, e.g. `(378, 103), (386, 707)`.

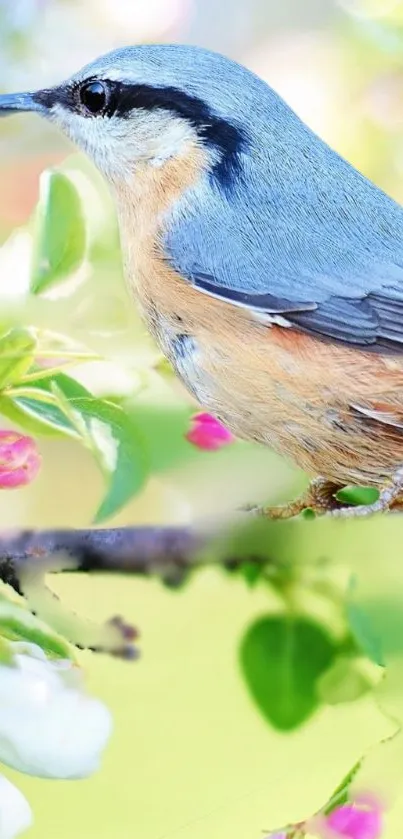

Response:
(0, 526), (206, 592)
(0, 526), (218, 658)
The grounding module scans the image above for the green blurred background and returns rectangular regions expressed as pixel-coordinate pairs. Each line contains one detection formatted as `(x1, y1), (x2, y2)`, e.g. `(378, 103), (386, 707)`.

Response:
(1, 1), (403, 837)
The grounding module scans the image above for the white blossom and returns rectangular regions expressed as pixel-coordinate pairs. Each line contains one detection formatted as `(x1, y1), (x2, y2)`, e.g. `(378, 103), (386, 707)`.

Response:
(0, 643), (112, 779)
(0, 775), (32, 839)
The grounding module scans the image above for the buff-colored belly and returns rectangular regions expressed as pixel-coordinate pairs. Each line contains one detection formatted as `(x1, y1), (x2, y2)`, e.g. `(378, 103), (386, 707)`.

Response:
(149, 304), (403, 489)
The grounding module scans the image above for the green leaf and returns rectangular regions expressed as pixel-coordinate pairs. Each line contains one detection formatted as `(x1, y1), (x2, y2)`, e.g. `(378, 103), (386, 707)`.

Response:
(63, 396), (148, 522)
(3, 374), (148, 519)
(322, 760), (363, 815)
(0, 614), (72, 660)
(30, 170), (86, 294)
(347, 600), (384, 666)
(0, 395), (68, 438)
(337, 486), (379, 506)
(240, 561), (264, 588)
(0, 599), (73, 661)
(32, 373), (92, 399)
(317, 656), (372, 705)
(7, 394), (79, 436)
(302, 507), (316, 519)
(0, 328), (36, 390)
(3, 373), (93, 437)
(239, 615), (335, 731)
(347, 595), (403, 662)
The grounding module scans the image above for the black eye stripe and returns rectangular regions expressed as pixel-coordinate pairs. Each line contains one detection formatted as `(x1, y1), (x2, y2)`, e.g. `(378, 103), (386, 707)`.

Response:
(34, 79), (248, 190)
(109, 82), (247, 188)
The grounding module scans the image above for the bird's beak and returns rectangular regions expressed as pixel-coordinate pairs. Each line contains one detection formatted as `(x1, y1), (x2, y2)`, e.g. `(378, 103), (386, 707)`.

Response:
(0, 92), (46, 117)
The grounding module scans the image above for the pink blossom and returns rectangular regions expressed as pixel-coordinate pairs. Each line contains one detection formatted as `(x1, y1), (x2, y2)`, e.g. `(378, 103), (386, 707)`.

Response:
(0, 431), (41, 489)
(312, 800), (383, 839)
(185, 412), (235, 451)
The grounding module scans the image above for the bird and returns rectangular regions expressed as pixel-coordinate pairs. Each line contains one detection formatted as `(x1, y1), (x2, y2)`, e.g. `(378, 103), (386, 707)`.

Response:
(2, 43), (403, 519)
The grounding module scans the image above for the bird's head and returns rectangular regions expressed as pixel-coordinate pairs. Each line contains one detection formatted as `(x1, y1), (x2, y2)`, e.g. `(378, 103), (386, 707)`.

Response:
(0, 44), (280, 188)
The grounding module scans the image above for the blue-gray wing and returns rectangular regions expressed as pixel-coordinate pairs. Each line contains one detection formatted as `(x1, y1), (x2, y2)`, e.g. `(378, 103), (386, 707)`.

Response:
(191, 274), (403, 349)
(164, 145), (403, 350)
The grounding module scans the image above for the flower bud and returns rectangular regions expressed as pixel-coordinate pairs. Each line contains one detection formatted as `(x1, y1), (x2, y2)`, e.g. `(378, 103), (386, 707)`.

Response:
(185, 412), (234, 451)
(309, 798), (383, 839)
(325, 801), (383, 839)
(0, 431), (41, 489)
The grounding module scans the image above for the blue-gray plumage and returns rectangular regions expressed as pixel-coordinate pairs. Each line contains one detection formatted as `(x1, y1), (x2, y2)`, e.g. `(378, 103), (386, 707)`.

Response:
(85, 45), (403, 345)
(3, 43), (403, 516)
(5, 43), (403, 346)
(67, 45), (403, 348)
(144, 50), (403, 348)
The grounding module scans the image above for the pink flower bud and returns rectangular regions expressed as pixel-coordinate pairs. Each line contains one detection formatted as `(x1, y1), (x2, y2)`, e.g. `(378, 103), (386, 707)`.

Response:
(0, 431), (41, 489)
(321, 801), (383, 839)
(185, 412), (235, 451)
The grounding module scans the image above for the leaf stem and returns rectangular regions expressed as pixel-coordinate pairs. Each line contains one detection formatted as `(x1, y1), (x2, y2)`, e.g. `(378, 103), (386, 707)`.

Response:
(33, 351), (101, 360)
(17, 360), (96, 384)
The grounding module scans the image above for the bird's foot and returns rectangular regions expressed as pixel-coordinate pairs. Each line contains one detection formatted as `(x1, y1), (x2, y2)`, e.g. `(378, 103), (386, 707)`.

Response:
(328, 467), (403, 518)
(247, 469), (403, 521)
(247, 478), (343, 520)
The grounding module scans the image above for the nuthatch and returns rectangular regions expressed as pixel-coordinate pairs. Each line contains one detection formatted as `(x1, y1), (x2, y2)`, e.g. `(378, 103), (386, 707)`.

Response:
(2, 44), (403, 519)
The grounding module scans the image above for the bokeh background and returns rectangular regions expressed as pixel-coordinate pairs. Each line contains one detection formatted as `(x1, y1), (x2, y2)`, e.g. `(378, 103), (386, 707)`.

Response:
(1, 1), (403, 838)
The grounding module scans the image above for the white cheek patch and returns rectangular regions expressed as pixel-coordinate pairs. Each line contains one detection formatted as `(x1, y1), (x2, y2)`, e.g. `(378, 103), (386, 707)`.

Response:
(148, 117), (196, 167)
(50, 105), (197, 180)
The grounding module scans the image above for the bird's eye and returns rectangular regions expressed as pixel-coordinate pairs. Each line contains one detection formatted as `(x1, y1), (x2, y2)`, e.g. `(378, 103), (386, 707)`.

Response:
(78, 80), (108, 116)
